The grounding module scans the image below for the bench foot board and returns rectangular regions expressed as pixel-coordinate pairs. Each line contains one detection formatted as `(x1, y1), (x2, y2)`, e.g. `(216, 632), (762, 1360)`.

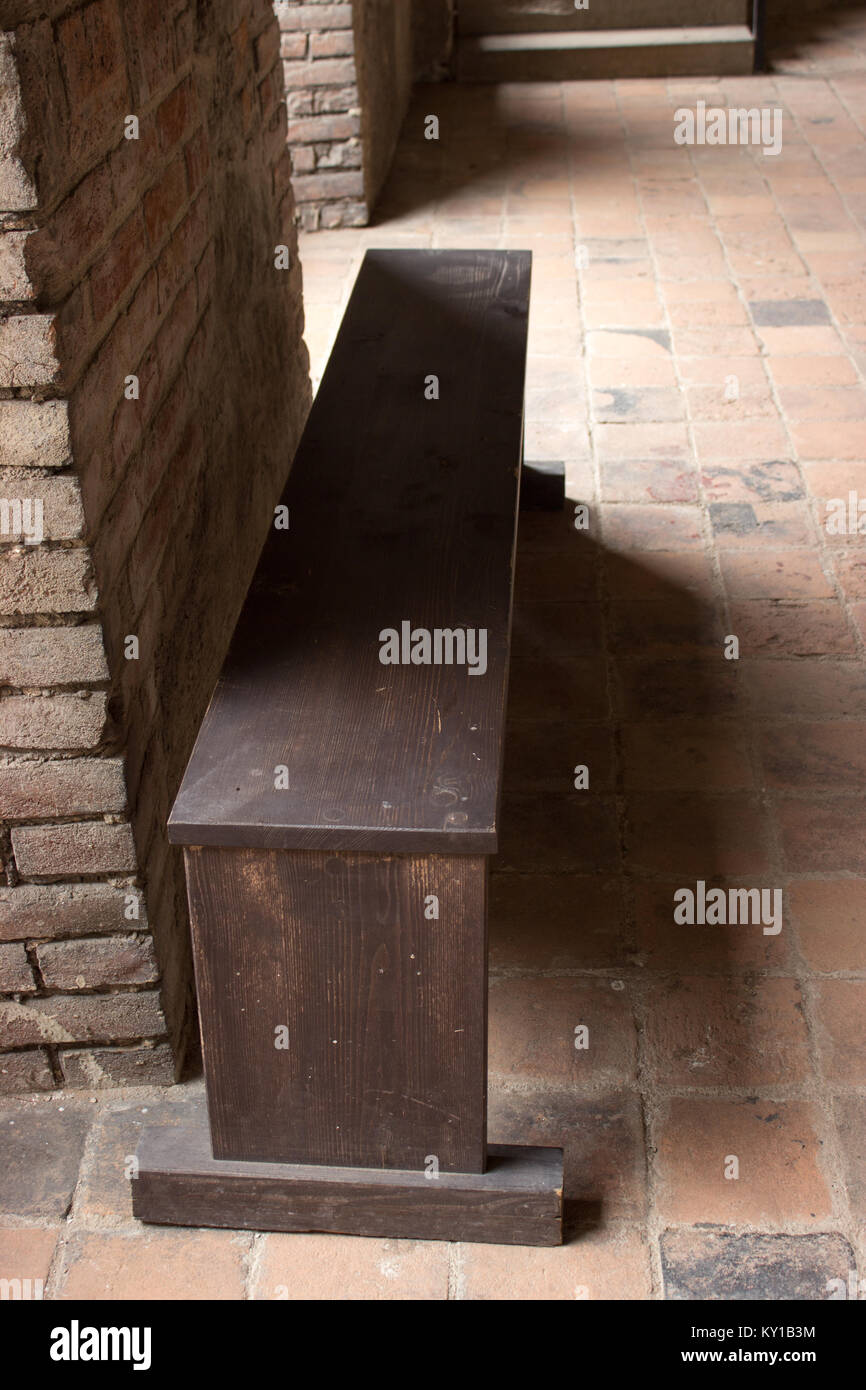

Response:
(133, 1122), (564, 1248)
(520, 460), (566, 511)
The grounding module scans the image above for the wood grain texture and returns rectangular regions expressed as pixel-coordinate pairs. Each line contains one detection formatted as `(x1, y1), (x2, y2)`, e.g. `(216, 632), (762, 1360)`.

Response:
(169, 250), (531, 854)
(133, 1127), (564, 1246)
(186, 845), (489, 1171)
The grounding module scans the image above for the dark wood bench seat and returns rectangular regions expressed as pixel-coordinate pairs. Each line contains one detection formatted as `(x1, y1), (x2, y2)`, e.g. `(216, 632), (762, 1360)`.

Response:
(133, 250), (564, 1247)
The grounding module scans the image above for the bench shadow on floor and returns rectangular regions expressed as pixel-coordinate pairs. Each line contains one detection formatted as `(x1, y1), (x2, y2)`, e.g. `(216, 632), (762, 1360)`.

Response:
(489, 496), (764, 1242)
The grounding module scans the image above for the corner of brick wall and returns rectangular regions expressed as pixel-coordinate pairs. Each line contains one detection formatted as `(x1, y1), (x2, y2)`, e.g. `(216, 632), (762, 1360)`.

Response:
(276, 1), (367, 230)
(0, 0), (311, 1093)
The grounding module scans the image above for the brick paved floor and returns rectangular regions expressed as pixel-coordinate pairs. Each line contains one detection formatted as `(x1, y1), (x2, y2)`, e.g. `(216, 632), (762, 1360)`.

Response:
(3, 10), (866, 1301)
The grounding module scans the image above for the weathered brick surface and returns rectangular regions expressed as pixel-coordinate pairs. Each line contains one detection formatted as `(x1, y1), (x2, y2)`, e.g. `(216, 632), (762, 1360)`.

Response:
(0, 757), (126, 819)
(0, 470), (85, 541)
(0, 693), (107, 750)
(275, 0), (369, 229)
(0, 549), (96, 616)
(36, 933), (158, 988)
(12, 822), (137, 877)
(0, 942), (35, 992)
(0, 313), (59, 387)
(0, 0), (311, 1088)
(0, 989), (164, 1047)
(0, 883), (146, 941)
(0, 401), (71, 469)
(59, 1040), (174, 1087)
(0, 1047), (54, 1092)
(0, 626), (108, 686)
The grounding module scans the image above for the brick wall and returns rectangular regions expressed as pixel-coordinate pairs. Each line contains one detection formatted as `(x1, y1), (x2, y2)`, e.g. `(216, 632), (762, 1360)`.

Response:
(0, 0), (311, 1092)
(278, 0), (414, 230)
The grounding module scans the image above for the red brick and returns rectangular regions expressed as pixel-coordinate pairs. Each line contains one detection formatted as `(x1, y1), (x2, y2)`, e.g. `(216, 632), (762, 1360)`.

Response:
(11, 822), (137, 877)
(0, 943), (35, 992)
(36, 932), (156, 990)
(143, 157), (188, 249)
(0, 314), (59, 389)
(0, 693), (107, 752)
(0, 1051), (55, 1092)
(288, 113), (359, 143)
(0, 884), (147, 942)
(89, 209), (147, 326)
(156, 79), (195, 153)
(0, 626), (106, 686)
(0, 549), (96, 619)
(283, 59), (358, 91)
(60, 1042), (173, 1088)
(275, 3), (353, 30)
(0, 400), (71, 470)
(183, 127), (211, 196)
(0, 989), (164, 1047)
(310, 30), (354, 60)
(0, 758), (126, 819)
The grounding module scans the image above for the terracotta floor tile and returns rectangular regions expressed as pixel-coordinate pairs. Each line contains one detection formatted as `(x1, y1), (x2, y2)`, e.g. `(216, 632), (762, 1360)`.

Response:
(655, 1098), (832, 1225)
(692, 420), (790, 463)
(834, 1096), (866, 1219)
(760, 721), (866, 790)
(746, 658), (866, 719)
(661, 1230), (854, 1301)
(621, 720), (752, 790)
(701, 459), (805, 503)
(253, 1233), (449, 1301)
(603, 549), (715, 600)
(489, 874), (630, 972)
(496, 793), (620, 873)
(815, 980), (866, 1084)
(599, 504), (705, 551)
(631, 878), (792, 972)
(731, 599), (856, 656)
(625, 793), (771, 876)
(457, 1225), (652, 1300)
(768, 354), (859, 386)
(489, 1088), (647, 1219)
(503, 718), (614, 793)
(489, 976), (637, 1085)
(776, 796), (866, 872)
(645, 976), (810, 1087)
(790, 880), (866, 972)
(720, 549), (834, 599)
(59, 1229), (246, 1300)
(709, 500), (817, 548)
(600, 459), (699, 505)
(0, 1226), (59, 1294)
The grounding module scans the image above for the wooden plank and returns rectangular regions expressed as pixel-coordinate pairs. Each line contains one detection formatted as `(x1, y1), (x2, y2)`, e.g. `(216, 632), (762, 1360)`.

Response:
(168, 250), (531, 855)
(186, 846), (489, 1172)
(133, 1127), (564, 1247)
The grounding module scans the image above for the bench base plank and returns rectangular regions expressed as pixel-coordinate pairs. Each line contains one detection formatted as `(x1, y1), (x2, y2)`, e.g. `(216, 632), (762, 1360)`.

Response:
(133, 1124), (564, 1247)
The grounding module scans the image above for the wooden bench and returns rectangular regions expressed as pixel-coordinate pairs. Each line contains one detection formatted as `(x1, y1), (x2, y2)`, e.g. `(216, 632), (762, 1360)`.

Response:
(132, 250), (564, 1247)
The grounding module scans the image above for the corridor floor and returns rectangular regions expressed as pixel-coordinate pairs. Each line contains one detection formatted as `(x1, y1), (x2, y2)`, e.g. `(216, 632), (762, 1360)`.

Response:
(3, 9), (866, 1300)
